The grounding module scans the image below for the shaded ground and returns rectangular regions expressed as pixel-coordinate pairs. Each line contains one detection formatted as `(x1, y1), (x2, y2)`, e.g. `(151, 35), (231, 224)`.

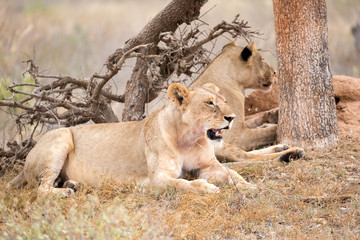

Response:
(0, 136), (359, 239)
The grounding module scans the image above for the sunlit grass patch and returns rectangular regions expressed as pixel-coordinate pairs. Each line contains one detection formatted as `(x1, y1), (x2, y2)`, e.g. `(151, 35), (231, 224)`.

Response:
(1, 137), (359, 239)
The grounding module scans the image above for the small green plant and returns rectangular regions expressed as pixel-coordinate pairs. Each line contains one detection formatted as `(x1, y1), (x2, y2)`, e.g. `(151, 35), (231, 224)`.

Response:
(0, 75), (35, 101)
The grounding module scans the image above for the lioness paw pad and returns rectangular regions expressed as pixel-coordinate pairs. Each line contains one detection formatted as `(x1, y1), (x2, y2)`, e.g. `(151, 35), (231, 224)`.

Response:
(63, 180), (82, 192)
(279, 148), (305, 162)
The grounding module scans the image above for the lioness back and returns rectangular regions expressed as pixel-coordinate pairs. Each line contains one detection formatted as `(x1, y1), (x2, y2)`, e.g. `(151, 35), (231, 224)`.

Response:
(63, 121), (148, 187)
(22, 122), (149, 188)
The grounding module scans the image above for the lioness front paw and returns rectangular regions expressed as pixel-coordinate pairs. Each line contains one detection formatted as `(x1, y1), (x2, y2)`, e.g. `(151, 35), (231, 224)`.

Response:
(191, 179), (220, 194)
(279, 148), (305, 162)
(235, 182), (257, 191)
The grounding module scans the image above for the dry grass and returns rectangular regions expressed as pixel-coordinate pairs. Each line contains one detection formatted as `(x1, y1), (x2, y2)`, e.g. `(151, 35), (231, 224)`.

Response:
(0, 2), (359, 238)
(1, 136), (359, 239)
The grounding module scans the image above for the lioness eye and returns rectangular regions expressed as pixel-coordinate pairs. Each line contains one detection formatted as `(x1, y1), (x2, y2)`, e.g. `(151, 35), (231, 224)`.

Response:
(206, 101), (214, 106)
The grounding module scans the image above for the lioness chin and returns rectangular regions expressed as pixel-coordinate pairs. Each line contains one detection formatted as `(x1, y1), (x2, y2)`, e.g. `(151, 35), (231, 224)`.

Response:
(8, 83), (255, 196)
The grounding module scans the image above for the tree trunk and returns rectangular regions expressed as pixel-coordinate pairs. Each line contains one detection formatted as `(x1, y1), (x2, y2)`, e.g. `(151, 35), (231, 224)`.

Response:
(122, 52), (150, 121)
(91, 99), (119, 124)
(273, 0), (338, 148)
(352, 22), (360, 53)
(121, 0), (207, 122)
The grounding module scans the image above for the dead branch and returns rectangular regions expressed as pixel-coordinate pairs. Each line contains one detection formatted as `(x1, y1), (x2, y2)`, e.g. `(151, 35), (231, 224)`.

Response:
(144, 14), (258, 98)
(0, 0), (258, 169)
(121, 0), (209, 121)
(0, 14), (257, 128)
(301, 195), (354, 204)
(0, 122), (38, 177)
(0, 44), (151, 128)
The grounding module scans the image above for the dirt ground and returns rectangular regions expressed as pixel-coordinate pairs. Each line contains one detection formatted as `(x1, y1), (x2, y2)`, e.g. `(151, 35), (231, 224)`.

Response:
(1, 136), (359, 239)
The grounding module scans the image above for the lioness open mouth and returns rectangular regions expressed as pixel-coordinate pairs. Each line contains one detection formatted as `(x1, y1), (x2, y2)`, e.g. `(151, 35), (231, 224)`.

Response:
(207, 128), (226, 140)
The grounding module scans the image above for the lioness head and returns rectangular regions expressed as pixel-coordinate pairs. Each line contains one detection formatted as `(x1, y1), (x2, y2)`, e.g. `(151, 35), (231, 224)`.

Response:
(168, 83), (235, 141)
(222, 41), (276, 91)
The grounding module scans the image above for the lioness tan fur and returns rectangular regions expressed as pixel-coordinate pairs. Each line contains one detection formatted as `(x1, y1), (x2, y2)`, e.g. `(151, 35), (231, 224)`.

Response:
(8, 83), (258, 196)
(191, 42), (304, 162)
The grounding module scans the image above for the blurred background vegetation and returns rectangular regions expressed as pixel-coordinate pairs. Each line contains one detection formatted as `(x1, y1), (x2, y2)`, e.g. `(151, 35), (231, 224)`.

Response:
(1, 0), (359, 145)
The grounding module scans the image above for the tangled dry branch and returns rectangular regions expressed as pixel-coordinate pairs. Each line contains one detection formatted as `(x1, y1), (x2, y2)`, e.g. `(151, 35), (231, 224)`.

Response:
(146, 14), (257, 95)
(1, 14), (257, 128)
(0, 11), (258, 168)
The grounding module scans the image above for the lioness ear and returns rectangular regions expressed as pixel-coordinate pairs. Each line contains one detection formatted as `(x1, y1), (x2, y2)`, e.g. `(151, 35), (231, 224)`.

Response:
(240, 42), (255, 62)
(167, 83), (190, 108)
(203, 83), (220, 93)
(222, 41), (238, 51)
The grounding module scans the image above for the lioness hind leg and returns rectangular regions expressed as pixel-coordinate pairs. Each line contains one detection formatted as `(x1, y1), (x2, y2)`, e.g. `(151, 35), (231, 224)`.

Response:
(37, 151), (75, 197)
(63, 179), (82, 192)
(24, 128), (74, 197)
(248, 147), (305, 162)
(217, 143), (304, 163)
(7, 170), (27, 189)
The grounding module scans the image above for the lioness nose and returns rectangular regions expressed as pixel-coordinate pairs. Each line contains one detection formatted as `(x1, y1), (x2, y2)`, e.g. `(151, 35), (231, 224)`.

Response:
(224, 116), (235, 123)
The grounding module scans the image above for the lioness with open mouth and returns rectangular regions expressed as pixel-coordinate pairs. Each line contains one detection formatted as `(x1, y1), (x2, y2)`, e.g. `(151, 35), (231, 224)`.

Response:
(9, 83), (261, 196)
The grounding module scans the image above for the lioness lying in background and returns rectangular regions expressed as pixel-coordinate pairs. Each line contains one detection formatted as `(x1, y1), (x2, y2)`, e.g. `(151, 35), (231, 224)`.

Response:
(191, 42), (304, 162)
(8, 83), (260, 196)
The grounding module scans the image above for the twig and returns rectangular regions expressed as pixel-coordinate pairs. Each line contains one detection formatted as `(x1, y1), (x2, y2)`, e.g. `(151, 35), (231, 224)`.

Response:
(301, 195), (355, 204)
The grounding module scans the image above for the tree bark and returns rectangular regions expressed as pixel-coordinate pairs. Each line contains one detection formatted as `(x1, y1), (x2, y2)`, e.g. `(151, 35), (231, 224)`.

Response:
(352, 22), (360, 53)
(91, 99), (119, 124)
(273, 0), (338, 148)
(121, 0), (208, 121)
(122, 52), (150, 121)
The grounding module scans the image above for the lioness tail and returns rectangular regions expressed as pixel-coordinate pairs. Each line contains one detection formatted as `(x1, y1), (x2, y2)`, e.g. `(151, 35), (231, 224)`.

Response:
(7, 170), (27, 189)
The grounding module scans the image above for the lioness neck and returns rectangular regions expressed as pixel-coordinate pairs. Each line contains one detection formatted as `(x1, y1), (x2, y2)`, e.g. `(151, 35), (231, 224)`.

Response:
(154, 103), (208, 150)
(192, 57), (246, 94)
